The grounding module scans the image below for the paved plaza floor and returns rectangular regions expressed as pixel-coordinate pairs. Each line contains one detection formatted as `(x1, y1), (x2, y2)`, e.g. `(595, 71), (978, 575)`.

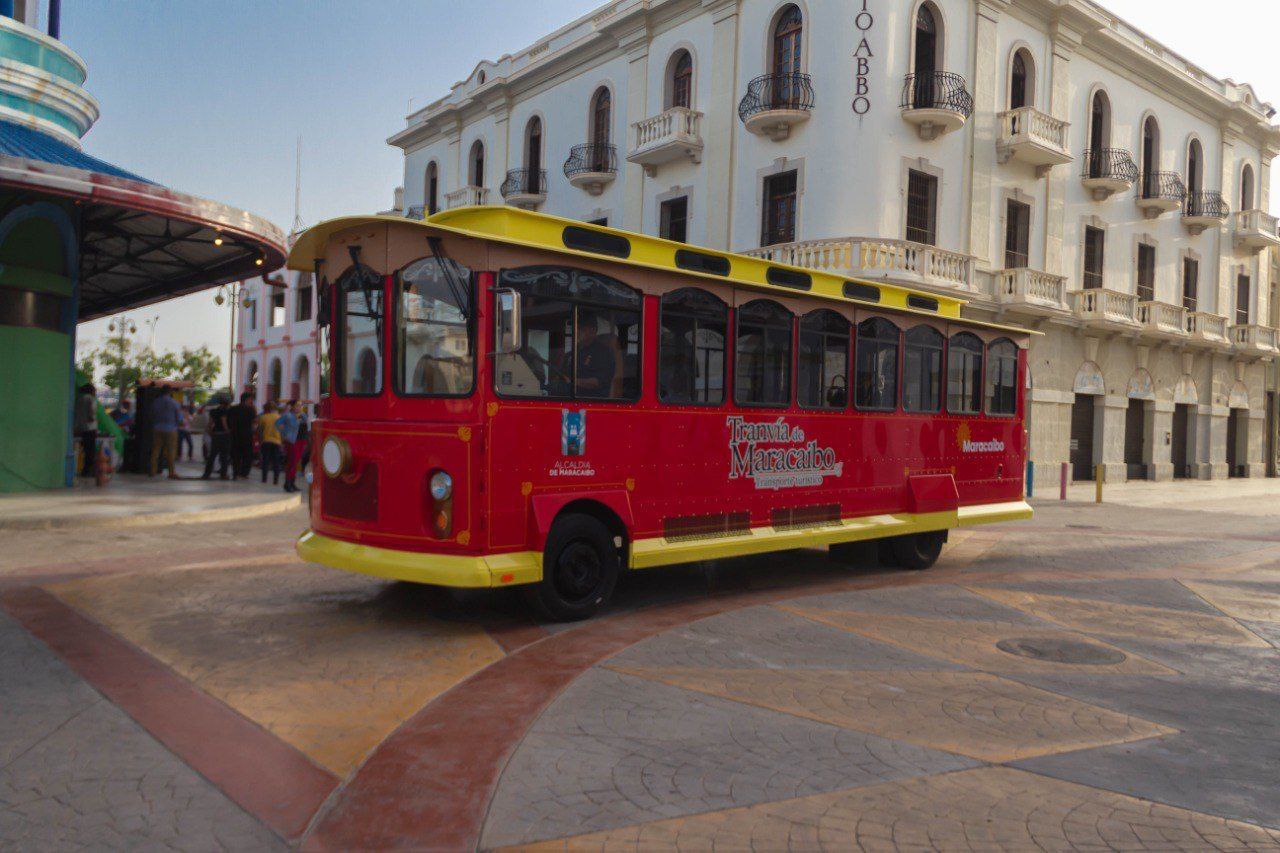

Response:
(2, 480), (1280, 850)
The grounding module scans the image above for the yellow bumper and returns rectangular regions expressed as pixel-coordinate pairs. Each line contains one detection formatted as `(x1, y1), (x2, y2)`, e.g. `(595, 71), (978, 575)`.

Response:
(296, 530), (541, 588)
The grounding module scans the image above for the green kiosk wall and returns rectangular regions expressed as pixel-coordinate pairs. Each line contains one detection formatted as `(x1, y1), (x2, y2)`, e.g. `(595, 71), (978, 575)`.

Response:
(0, 198), (77, 493)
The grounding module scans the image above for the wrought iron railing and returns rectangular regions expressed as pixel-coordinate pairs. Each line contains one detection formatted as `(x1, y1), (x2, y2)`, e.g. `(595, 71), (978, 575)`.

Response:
(1081, 148), (1139, 182)
(563, 143), (617, 178)
(899, 72), (974, 117)
(500, 168), (547, 199)
(737, 73), (815, 123)
(1139, 171), (1186, 203)
(1184, 191), (1229, 219)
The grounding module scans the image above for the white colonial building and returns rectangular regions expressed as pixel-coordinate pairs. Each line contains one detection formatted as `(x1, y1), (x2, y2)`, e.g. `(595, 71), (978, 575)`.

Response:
(388, 0), (1280, 483)
(234, 268), (322, 407)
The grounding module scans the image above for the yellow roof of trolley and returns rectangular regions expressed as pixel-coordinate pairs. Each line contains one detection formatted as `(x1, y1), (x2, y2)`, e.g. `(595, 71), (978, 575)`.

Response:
(288, 205), (1037, 334)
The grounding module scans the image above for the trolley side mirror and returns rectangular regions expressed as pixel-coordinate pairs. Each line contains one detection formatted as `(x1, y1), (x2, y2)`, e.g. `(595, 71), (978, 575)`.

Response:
(494, 288), (521, 354)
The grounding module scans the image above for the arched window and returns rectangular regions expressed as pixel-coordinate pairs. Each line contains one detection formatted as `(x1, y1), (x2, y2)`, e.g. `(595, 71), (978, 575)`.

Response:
(294, 355), (310, 400)
(1187, 139), (1203, 195)
(425, 162), (439, 215)
(659, 288), (726, 405)
(524, 117), (543, 195)
(244, 360), (259, 394)
(469, 140), (485, 187)
(854, 317), (899, 411)
(735, 299), (793, 407)
(798, 310), (850, 409)
(772, 5), (803, 76)
(1009, 49), (1032, 110)
(494, 265), (641, 400)
(1088, 90), (1110, 151)
(669, 50), (693, 109)
(903, 325), (943, 413)
(1141, 116), (1160, 181)
(590, 87), (612, 147)
(914, 3), (940, 76)
(268, 358), (282, 402)
(1241, 164), (1256, 210)
(985, 339), (1018, 416)
(947, 332), (983, 414)
(356, 348), (379, 395)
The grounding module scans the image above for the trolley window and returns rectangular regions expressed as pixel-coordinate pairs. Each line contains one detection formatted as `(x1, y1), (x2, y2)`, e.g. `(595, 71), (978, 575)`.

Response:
(336, 264), (384, 396)
(395, 257), (473, 397)
(495, 266), (641, 400)
(947, 332), (983, 414)
(798, 309), (849, 409)
(903, 325), (943, 413)
(854, 318), (899, 411)
(985, 338), (1019, 416)
(659, 288), (727, 405)
(735, 299), (793, 407)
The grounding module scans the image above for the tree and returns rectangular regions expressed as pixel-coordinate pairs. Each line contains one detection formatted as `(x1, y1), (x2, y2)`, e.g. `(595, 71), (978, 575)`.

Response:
(176, 346), (222, 389)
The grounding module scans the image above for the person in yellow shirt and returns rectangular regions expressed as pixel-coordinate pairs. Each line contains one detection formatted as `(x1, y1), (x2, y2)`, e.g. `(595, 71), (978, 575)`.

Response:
(257, 401), (284, 485)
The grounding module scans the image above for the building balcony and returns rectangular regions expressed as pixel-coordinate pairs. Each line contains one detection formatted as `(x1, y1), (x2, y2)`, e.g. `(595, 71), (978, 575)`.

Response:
(742, 236), (977, 296)
(1230, 324), (1280, 358)
(900, 72), (973, 140)
(1182, 191), (1229, 235)
(1234, 209), (1280, 251)
(499, 168), (547, 209)
(1071, 288), (1140, 331)
(563, 143), (617, 195)
(444, 185), (489, 208)
(1081, 149), (1138, 200)
(1185, 311), (1231, 349)
(737, 73), (813, 141)
(996, 108), (1071, 174)
(1136, 300), (1189, 341)
(1136, 172), (1186, 219)
(628, 107), (703, 175)
(994, 268), (1070, 317)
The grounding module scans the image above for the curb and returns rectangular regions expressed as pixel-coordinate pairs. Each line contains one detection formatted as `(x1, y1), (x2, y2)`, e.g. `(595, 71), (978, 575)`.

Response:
(0, 493), (302, 532)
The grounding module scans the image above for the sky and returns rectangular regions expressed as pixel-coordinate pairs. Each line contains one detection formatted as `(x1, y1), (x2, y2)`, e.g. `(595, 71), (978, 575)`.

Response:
(68, 0), (1280, 385)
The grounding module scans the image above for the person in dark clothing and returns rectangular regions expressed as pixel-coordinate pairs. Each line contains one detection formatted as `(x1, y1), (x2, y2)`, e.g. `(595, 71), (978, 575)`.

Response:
(574, 314), (618, 398)
(200, 396), (232, 480)
(227, 392), (257, 479)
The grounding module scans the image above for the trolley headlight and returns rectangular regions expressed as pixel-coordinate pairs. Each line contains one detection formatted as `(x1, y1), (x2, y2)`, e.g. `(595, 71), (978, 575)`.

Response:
(321, 437), (350, 478)
(429, 471), (453, 502)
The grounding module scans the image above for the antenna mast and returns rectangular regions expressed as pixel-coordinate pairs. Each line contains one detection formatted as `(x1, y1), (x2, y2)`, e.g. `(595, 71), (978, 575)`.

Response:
(291, 136), (305, 237)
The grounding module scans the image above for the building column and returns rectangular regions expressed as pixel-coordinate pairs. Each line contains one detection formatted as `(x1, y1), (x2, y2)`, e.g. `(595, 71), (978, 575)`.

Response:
(1200, 404), (1229, 479)
(1029, 387), (1072, 490)
(1147, 400), (1173, 481)
(1214, 128), (1237, 316)
(1043, 23), (1080, 275)
(702, 0), (740, 251)
(488, 100), (511, 200)
(620, 34), (650, 232)
(965, 0), (1006, 266)
(1099, 394), (1129, 483)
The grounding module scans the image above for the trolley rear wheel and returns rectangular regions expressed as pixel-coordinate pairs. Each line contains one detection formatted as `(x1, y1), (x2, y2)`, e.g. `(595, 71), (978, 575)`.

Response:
(522, 513), (620, 622)
(887, 530), (947, 570)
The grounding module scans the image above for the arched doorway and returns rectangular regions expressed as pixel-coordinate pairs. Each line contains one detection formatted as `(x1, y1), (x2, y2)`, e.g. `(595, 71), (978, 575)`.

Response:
(293, 354), (310, 400)
(267, 358), (282, 402)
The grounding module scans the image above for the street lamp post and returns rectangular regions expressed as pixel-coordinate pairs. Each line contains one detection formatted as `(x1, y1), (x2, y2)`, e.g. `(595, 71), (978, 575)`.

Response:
(214, 281), (245, 398)
(106, 314), (139, 407)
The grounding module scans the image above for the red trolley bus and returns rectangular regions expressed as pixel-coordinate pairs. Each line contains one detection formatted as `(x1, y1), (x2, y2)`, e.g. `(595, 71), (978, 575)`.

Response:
(289, 207), (1033, 620)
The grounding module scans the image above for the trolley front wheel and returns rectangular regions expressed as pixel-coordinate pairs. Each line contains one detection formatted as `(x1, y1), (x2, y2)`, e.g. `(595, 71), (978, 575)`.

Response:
(522, 513), (620, 622)
(888, 530), (948, 571)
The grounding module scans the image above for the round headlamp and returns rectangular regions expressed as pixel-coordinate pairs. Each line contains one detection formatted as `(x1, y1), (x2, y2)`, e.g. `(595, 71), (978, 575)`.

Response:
(429, 470), (453, 502)
(321, 437), (350, 478)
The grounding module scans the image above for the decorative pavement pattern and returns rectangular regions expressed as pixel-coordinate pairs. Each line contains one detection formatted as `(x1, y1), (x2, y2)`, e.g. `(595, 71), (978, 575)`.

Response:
(3, 496), (1280, 850)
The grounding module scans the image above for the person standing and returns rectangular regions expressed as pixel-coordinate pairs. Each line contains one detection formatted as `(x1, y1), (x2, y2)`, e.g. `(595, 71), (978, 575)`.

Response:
(277, 401), (302, 493)
(109, 399), (134, 433)
(297, 404), (313, 476)
(148, 390), (182, 479)
(200, 396), (232, 480)
(227, 392), (256, 479)
(177, 405), (194, 461)
(74, 383), (98, 477)
(257, 401), (283, 485)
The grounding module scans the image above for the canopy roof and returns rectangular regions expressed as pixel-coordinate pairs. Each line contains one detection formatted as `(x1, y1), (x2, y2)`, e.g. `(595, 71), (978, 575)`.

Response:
(0, 120), (286, 321)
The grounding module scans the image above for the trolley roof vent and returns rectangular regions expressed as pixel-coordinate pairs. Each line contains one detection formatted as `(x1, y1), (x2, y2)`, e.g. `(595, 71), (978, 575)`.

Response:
(675, 249), (731, 277)
(907, 294), (939, 311)
(843, 281), (881, 303)
(563, 225), (631, 259)
(765, 266), (812, 291)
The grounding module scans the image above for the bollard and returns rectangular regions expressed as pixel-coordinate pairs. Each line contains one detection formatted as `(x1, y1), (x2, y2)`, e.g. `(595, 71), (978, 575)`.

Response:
(1025, 461), (1034, 498)
(1095, 463), (1104, 504)
(1059, 462), (1068, 500)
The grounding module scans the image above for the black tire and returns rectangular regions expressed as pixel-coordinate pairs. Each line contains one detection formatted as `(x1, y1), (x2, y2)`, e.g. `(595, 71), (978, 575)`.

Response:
(889, 530), (948, 571)
(522, 513), (620, 621)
